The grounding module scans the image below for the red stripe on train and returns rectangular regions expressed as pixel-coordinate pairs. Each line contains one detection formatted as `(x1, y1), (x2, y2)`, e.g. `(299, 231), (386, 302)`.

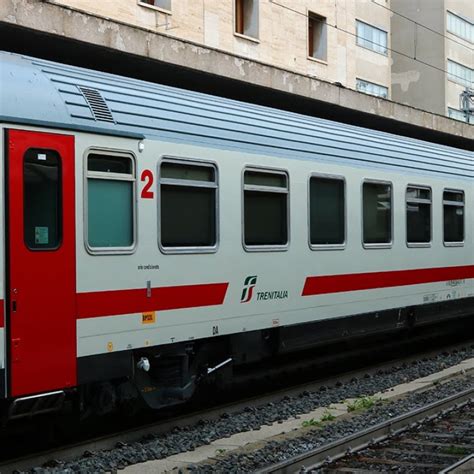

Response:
(77, 282), (229, 318)
(0, 300), (4, 328)
(302, 265), (474, 296)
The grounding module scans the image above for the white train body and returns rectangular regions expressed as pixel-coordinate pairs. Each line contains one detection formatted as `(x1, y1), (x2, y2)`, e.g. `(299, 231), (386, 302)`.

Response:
(0, 51), (472, 415)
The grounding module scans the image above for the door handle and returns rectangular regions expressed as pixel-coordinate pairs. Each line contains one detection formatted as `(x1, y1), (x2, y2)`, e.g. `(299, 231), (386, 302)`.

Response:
(11, 288), (18, 313)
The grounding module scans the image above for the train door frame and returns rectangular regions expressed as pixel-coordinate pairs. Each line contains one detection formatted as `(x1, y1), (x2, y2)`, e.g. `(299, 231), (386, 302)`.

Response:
(5, 129), (77, 397)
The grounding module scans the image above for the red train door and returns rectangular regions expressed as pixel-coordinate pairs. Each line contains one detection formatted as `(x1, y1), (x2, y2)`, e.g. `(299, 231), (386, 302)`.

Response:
(7, 130), (76, 397)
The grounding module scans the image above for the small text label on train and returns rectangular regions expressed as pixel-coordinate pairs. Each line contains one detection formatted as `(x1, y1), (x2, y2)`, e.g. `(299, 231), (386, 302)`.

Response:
(142, 311), (156, 324)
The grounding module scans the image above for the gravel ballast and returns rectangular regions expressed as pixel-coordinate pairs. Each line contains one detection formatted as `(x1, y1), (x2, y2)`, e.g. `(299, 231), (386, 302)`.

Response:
(28, 345), (474, 473)
(196, 378), (473, 472)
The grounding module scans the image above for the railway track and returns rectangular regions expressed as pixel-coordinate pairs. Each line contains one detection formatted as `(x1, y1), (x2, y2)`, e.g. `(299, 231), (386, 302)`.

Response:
(1, 337), (473, 473)
(258, 387), (474, 474)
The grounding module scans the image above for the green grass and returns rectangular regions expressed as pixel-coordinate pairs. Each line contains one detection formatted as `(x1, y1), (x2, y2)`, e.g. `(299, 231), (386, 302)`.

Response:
(302, 417), (322, 428)
(320, 411), (336, 422)
(441, 446), (468, 456)
(302, 410), (336, 428)
(346, 395), (380, 412)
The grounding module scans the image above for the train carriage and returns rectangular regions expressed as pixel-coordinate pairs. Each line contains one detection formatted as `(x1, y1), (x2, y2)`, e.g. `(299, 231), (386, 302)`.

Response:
(0, 51), (473, 418)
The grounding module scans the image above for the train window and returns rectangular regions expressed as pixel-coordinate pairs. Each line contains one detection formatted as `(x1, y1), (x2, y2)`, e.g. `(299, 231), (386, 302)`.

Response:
(406, 186), (431, 246)
(159, 160), (217, 251)
(309, 176), (345, 248)
(24, 149), (61, 250)
(243, 168), (288, 249)
(362, 181), (392, 246)
(86, 153), (135, 252)
(443, 190), (464, 245)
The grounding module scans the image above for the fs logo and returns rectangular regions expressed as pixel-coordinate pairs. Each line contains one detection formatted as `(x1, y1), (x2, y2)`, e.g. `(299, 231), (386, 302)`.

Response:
(240, 275), (257, 303)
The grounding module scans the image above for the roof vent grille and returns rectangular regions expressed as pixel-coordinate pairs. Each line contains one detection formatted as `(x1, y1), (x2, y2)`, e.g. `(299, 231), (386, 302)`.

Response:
(78, 86), (115, 123)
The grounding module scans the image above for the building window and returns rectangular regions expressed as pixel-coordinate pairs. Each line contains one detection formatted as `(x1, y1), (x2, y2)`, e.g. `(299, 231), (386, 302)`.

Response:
(243, 169), (288, 249)
(444, 190), (464, 245)
(406, 186), (431, 245)
(356, 20), (388, 55)
(363, 181), (392, 246)
(138, 0), (171, 12)
(448, 107), (473, 123)
(447, 60), (473, 87)
(308, 13), (327, 61)
(447, 11), (473, 43)
(235, 0), (259, 39)
(448, 107), (474, 123)
(309, 176), (345, 247)
(24, 149), (62, 250)
(159, 160), (217, 251)
(356, 79), (388, 99)
(87, 153), (135, 251)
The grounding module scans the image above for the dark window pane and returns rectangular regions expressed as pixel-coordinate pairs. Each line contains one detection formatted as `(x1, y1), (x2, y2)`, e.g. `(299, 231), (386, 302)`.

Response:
(406, 187), (430, 200)
(444, 191), (464, 203)
(244, 191), (287, 246)
(363, 182), (391, 244)
(444, 206), (464, 242)
(88, 154), (132, 174)
(88, 179), (134, 247)
(310, 177), (344, 245)
(407, 203), (431, 243)
(444, 191), (464, 243)
(244, 171), (287, 188)
(406, 187), (431, 243)
(24, 149), (61, 250)
(161, 185), (216, 247)
(161, 163), (214, 182)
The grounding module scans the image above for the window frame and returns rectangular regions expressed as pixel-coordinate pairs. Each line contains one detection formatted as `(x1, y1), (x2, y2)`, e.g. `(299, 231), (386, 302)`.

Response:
(84, 148), (137, 256)
(447, 11), (473, 44)
(448, 107), (473, 124)
(356, 78), (389, 99)
(307, 11), (328, 62)
(308, 173), (346, 251)
(137, 0), (172, 15)
(443, 188), (465, 247)
(242, 165), (289, 252)
(233, 0), (260, 42)
(405, 184), (432, 248)
(447, 59), (473, 87)
(356, 20), (388, 56)
(361, 179), (393, 249)
(158, 156), (219, 255)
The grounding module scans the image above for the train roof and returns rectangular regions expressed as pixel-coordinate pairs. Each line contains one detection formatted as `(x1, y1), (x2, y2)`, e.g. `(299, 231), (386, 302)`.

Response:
(0, 51), (473, 178)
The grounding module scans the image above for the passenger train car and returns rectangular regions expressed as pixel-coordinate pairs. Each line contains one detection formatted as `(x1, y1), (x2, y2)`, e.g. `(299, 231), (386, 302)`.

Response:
(0, 51), (473, 419)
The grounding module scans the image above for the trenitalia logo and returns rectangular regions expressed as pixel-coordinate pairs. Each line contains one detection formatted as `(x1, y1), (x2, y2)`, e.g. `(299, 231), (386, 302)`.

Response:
(240, 275), (257, 303)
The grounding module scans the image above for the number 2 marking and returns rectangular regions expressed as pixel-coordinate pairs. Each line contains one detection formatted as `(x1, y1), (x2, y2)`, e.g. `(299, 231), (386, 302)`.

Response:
(141, 169), (154, 199)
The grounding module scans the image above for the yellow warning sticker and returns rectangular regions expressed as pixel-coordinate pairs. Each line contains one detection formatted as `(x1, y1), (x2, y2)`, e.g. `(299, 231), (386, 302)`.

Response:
(142, 311), (156, 324)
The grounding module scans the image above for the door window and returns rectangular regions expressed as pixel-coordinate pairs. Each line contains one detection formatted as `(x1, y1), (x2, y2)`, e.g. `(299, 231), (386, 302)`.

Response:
(23, 149), (61, 250)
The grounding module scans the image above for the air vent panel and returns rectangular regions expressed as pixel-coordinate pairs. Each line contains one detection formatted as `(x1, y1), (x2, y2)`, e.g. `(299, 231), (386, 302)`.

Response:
(78, 86), (115, 123)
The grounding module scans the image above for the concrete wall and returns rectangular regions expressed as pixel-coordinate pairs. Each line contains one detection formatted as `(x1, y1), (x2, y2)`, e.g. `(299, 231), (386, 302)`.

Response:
(391, 0), (446, 115)
(50, 0), (392, 95)
(392, 0), (474, 118)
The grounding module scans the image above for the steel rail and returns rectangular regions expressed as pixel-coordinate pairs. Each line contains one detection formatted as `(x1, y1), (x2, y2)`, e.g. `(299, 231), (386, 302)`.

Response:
(1, 338), (472, 474)
(440, 454), (474, 474)
(257, 386), (474, 474)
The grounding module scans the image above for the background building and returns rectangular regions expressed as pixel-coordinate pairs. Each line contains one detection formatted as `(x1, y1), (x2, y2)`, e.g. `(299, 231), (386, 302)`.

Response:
(391, 0), (473, 123)
(1, 0), (472, 147)
(52, 0), (392, 99)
